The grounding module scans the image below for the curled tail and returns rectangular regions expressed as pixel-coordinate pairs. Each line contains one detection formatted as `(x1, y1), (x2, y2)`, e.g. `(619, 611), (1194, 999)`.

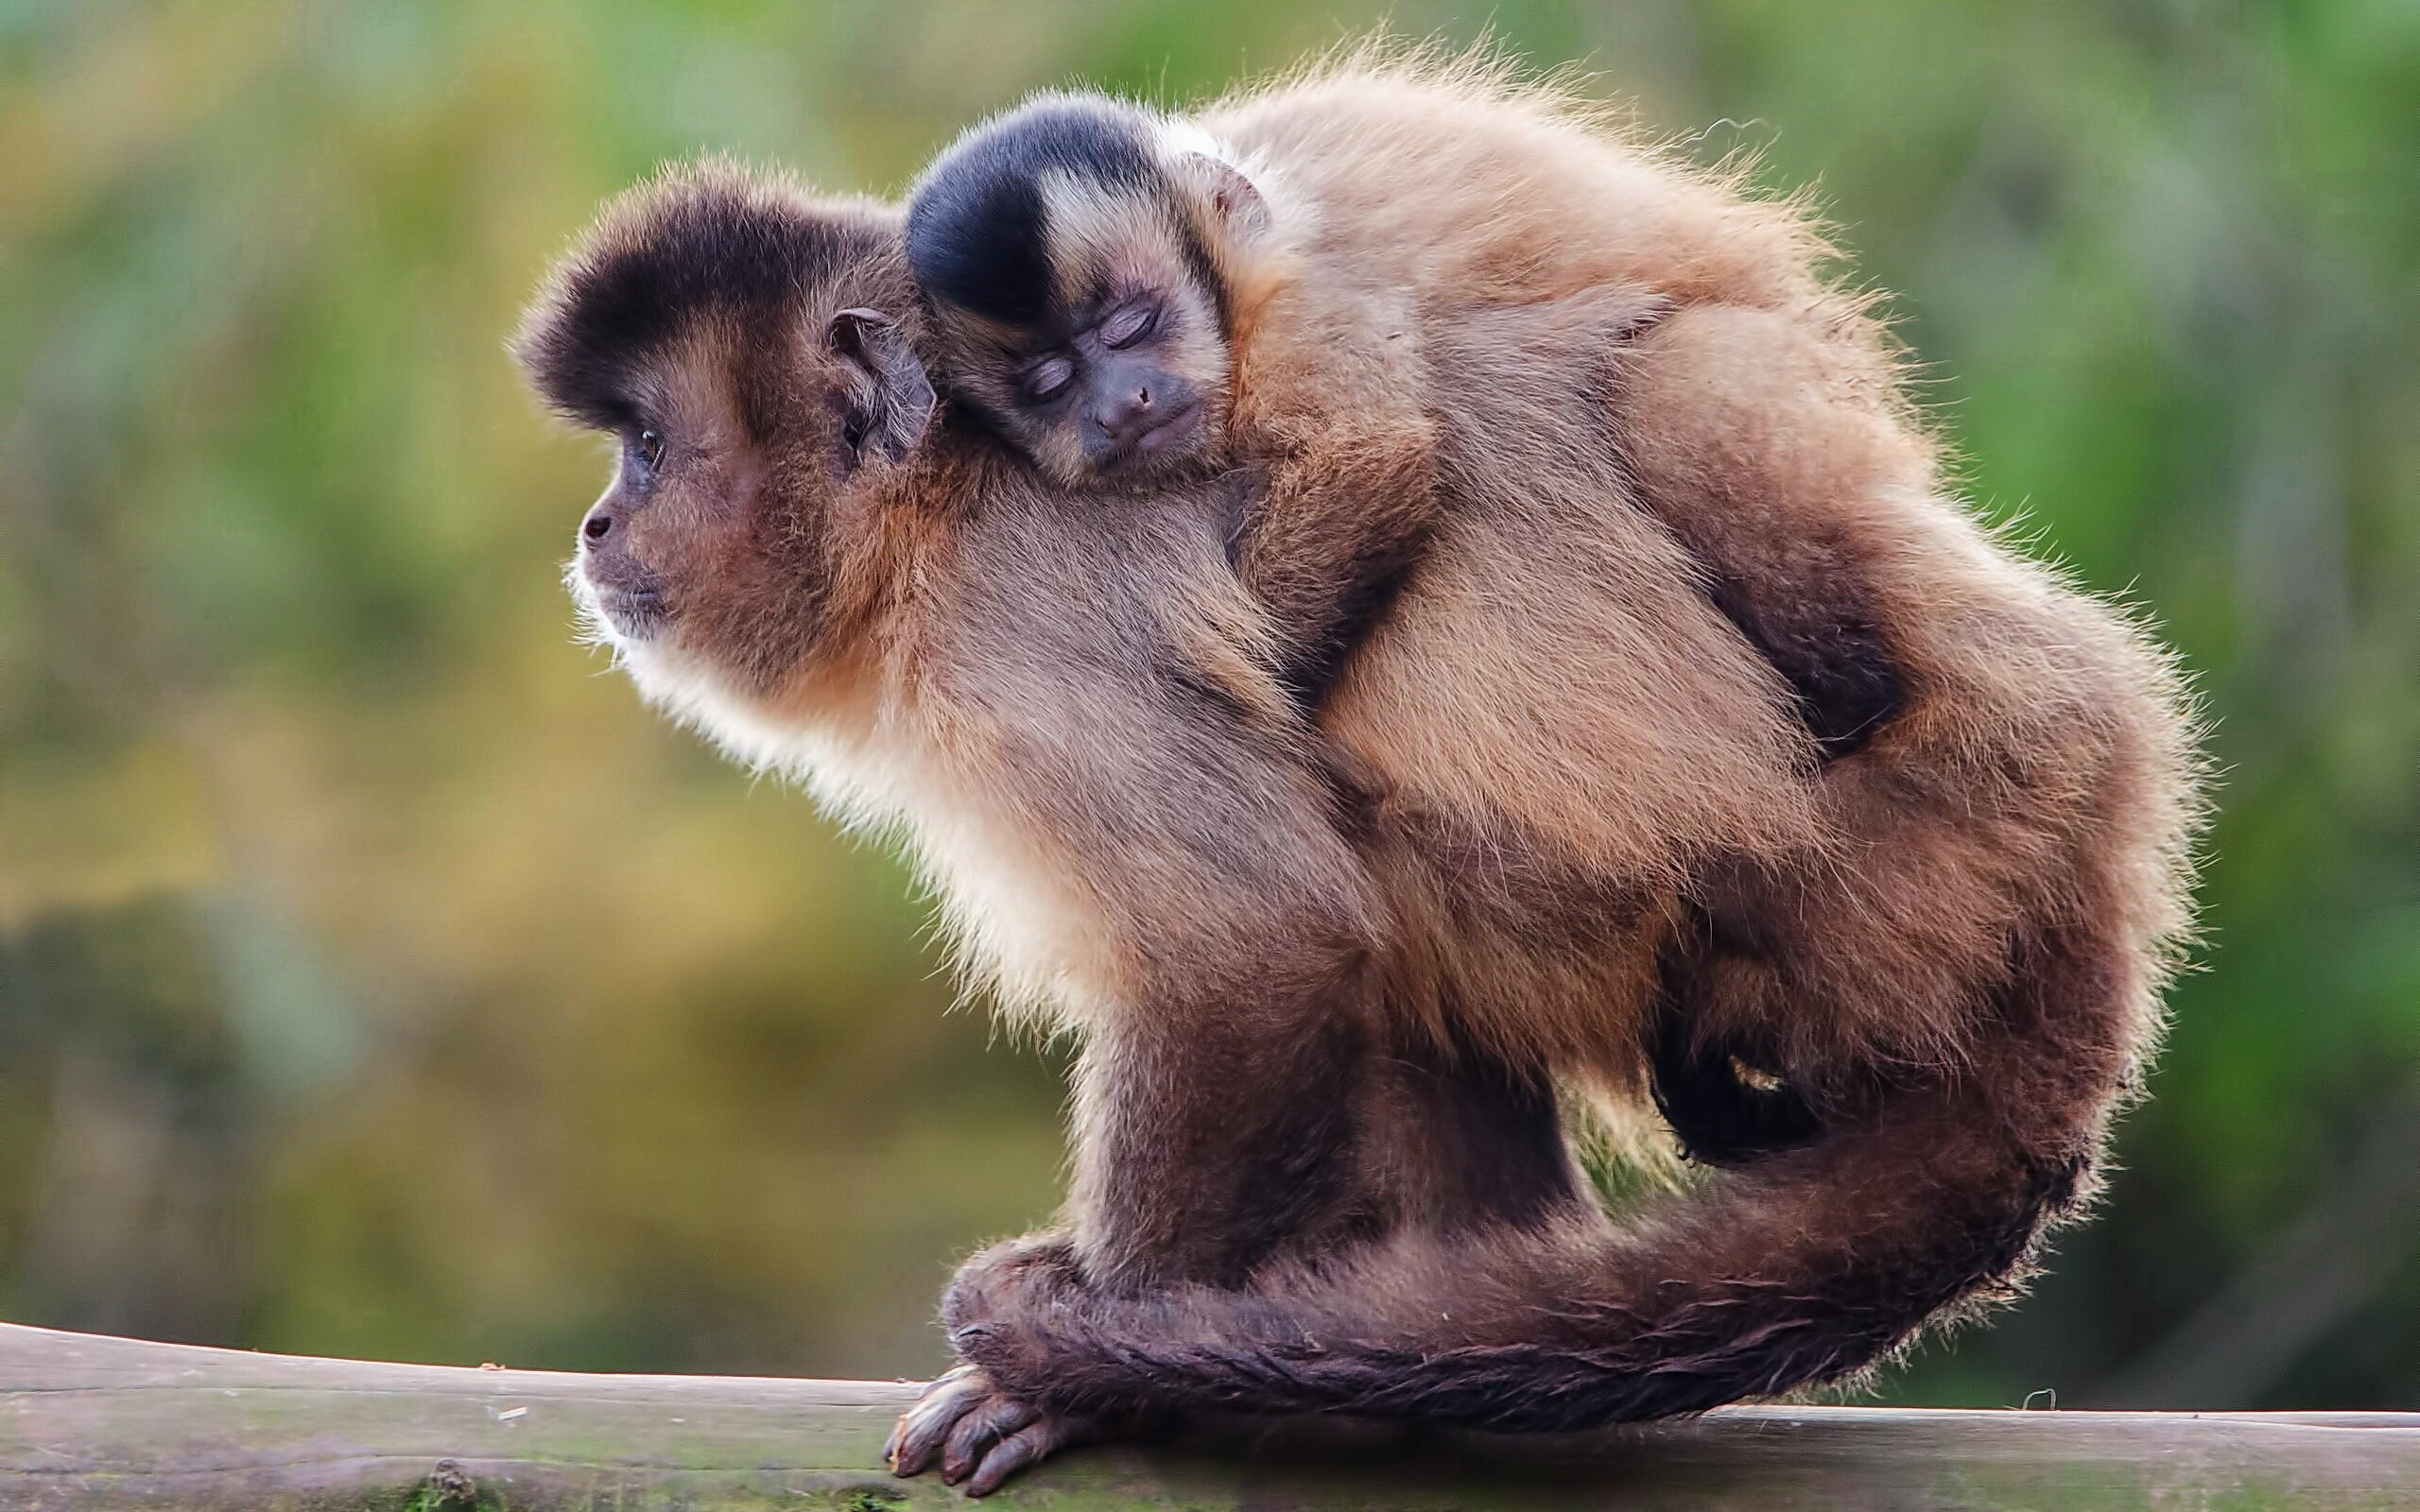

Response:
(948, 921), (2133, 1431)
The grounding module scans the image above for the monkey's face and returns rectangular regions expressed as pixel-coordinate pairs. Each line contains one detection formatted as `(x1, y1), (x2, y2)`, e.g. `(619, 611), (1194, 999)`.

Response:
(909, 158), (1236, 488)
(905, 98), (1282, 489)
(515, 167), (936, 705)
(943, 242), (1232, 488)
(562, 317), (820, 689)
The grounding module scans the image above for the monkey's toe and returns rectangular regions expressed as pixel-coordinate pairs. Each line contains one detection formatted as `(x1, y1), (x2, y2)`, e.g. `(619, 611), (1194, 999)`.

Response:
(885, 1363), (989, 1477)
(941, 1391), (1039, 1483)
(963, 1409), (1095, 1497)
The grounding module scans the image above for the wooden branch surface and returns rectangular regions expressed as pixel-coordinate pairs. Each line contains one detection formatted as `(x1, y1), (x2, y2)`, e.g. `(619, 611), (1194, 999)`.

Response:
(4, 1320), (2416, 1509)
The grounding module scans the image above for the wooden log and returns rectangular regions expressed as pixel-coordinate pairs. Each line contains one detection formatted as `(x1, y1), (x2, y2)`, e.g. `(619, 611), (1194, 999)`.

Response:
(4, 1320), (2417, 1510)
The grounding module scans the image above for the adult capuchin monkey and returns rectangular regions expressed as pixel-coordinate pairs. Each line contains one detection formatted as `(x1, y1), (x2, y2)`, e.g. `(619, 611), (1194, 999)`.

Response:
(514, 55), (2201, 1501)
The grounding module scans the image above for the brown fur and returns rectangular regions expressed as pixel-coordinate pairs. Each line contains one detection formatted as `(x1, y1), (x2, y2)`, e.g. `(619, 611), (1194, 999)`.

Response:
(513, 47), (2202, 1498)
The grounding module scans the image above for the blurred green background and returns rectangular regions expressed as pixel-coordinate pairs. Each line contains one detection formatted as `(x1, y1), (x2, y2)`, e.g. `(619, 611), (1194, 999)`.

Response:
(4, 0), (2416, 1409)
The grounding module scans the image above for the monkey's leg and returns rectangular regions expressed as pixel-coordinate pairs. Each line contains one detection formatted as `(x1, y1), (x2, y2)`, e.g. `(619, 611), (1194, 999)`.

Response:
(898, 1018), (1598, 1491)
(935, 909), (2147, 1431)
(890, 999), (1599, 1489)
(1598, 299), (2194, 1088)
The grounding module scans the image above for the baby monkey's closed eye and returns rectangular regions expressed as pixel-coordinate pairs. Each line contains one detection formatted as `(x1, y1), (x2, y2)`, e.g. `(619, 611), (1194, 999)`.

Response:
(1017, 353), (1075, 404)
(1098, 302), (1160, 350)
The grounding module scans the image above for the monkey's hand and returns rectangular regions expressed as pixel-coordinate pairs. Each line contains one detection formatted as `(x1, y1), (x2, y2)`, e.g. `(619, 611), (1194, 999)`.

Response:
(884, 1363), (1097, 1496)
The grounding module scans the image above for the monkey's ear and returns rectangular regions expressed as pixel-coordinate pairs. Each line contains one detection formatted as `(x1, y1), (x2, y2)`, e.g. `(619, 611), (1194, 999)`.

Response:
(1173, 152), (1272, 249)
(828, 307), (937, 467)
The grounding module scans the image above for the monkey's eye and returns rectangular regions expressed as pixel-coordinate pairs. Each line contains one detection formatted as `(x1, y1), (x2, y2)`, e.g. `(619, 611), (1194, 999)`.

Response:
(634, 429), (665, 469)
(1019, 354), (1075, 404)
(1098, 303), (1160, 351)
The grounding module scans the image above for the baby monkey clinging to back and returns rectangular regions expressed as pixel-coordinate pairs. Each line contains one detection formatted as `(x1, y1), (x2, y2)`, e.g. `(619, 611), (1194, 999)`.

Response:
(904, 81), (1893, 745)
(904, 97), (1247, 482)
(907, 93), (1448, 708)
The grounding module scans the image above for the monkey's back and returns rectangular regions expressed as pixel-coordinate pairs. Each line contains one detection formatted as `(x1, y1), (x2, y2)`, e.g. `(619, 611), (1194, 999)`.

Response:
(1311, 299), (1826, 1080)
(1201, 55), (1832, 317)
(1206, 56), (2200, 1100)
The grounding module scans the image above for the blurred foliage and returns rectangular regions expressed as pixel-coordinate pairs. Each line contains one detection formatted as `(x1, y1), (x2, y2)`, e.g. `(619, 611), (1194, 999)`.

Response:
(1, 0), (2415, 1406)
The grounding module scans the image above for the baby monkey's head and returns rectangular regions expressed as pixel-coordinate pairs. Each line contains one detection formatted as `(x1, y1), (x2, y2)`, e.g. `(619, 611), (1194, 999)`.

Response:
(905, 95), (1273, 485)
(512, 163), (936, 713)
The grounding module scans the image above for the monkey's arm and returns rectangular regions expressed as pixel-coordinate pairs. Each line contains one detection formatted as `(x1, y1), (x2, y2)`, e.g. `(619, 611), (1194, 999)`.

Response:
(929, 512), (1396, 1290)
(1225, 285), (1450, 710)
(887, 588), (1388, 1494)
(1233, 284), (1671, 713)
(1232, 442), (1435, 709)
(1057, 915), (1379, 1290)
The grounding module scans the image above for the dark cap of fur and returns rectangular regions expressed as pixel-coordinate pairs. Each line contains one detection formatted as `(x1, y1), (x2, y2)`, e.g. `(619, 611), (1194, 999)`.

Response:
(514, 163), (897, 432)
(905, 97), (1161, 329)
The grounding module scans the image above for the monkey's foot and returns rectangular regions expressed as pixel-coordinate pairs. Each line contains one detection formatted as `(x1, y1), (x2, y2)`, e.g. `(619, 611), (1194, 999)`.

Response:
(885, 1363), (1096, 1497)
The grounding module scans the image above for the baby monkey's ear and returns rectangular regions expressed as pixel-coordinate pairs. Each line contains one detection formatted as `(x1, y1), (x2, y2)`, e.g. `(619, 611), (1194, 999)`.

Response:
(1171, 152), (1272, 249)
(828, 307), (938, 468)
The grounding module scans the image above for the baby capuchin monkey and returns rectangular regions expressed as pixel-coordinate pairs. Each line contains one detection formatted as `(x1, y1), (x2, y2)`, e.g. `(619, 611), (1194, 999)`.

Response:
(906, 94), (1446, 708)
(516, 54), (2202, 1501)
(902, 83), (1890, 748)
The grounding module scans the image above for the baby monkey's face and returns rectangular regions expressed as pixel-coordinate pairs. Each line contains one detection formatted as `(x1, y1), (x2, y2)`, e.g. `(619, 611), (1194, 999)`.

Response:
(903, 95), (1272, 489)
(961, 243), (1231, 487)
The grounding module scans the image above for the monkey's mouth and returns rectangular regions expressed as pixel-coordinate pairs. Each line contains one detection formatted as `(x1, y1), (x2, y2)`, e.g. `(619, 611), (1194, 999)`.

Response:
(596, 584), (668, 637)
(1101, 402), (1202, 471)
(1132, 402), (1201, 455)
(578, 565), (672, 641)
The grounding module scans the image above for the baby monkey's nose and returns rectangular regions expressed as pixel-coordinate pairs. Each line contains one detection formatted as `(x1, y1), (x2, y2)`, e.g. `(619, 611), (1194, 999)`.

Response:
(1094, 383), (1155, 441)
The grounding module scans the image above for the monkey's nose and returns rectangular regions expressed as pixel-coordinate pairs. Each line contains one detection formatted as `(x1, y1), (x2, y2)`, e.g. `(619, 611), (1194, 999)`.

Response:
(582, 507), (614, 542)
(1094, 384), (1154, 441)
